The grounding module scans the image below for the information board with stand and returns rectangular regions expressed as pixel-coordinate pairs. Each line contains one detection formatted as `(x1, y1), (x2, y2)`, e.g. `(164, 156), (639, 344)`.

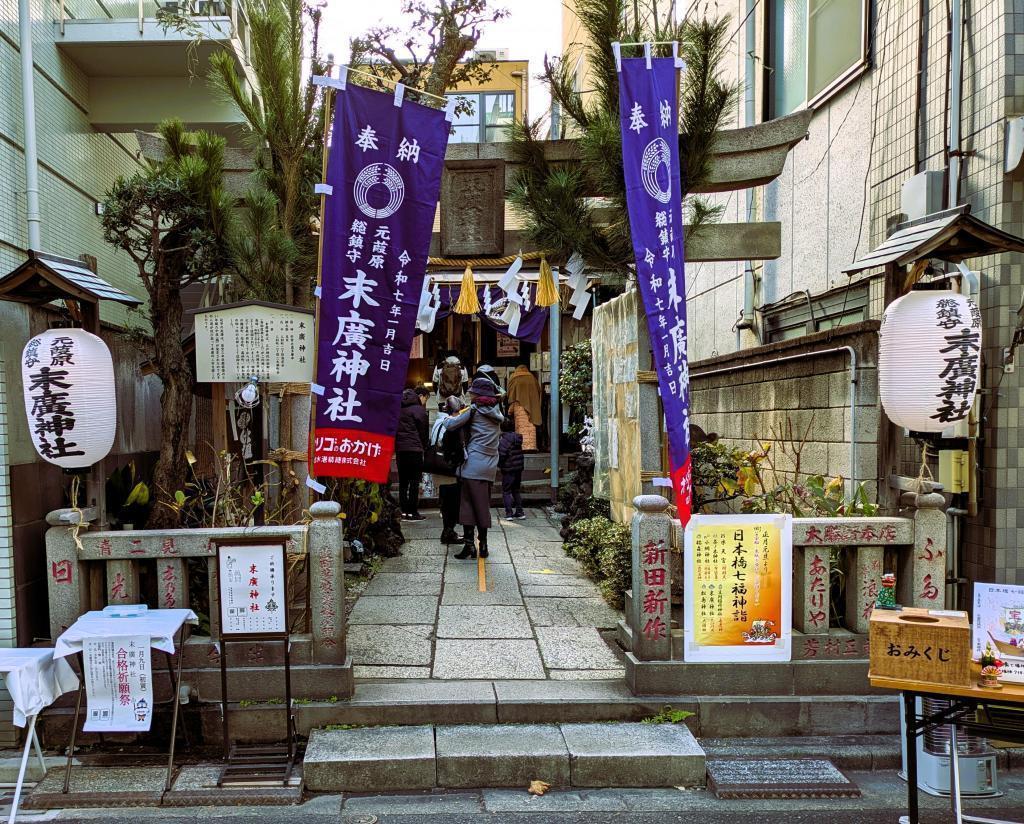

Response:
(215, 538), (295, 786)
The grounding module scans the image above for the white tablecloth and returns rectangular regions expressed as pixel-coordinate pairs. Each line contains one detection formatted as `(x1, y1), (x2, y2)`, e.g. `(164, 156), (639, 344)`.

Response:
(0, 648), (79, 727)
(54, 609), (198, 659)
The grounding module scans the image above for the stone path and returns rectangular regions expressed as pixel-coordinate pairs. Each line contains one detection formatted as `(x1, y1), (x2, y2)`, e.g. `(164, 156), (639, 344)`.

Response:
(348, 508), (626, 680)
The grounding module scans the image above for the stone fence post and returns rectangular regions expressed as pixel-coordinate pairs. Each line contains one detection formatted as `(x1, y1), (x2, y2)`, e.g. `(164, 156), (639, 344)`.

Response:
(45, 508), (91, 641)
(308, 501), (346, 663)
(630, 494), (672, 661)
(898, 491), (948, 609)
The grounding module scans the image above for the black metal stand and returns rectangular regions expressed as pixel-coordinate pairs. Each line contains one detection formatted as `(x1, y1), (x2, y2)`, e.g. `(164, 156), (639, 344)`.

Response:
(217, 635), (295, 787)
(900, 688), (1024, 824)
(62, 626), (189, 795)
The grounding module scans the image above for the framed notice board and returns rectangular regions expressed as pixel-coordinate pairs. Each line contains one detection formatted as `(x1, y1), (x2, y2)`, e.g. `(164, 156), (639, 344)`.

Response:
(216, 539), (288, 639)
(683, 514), (793, 663)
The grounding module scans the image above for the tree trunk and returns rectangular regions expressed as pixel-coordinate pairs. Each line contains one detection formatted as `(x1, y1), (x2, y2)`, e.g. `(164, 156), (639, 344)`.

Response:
(145, 277), (194, 529)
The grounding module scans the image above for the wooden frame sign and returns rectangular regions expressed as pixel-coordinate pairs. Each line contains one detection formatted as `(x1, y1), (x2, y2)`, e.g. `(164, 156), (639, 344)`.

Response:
(216, 539), (288, 639)
(683, 514), (793, 663)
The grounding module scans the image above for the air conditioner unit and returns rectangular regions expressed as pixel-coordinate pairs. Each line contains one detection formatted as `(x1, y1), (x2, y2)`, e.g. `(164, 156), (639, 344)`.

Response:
(495, 48), (510, 60)
(901, 171), (945, 221)
(476, 50), (497, 61)
(900, 697), (1000, 798)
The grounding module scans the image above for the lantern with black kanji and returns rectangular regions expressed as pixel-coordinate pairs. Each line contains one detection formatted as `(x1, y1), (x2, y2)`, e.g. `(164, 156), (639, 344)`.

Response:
(21, 329), (116, 469)
(878, 289), (982, 432)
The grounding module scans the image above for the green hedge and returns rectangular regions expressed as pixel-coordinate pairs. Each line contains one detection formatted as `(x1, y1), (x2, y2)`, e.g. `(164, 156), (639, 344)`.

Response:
(564, 515), (631, 610)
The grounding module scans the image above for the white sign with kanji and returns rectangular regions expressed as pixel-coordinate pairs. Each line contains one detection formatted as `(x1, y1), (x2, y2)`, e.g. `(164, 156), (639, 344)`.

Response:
(83, 634), (153, 732)
(218, 544), (287, 636)
(193, 303), (314, 383)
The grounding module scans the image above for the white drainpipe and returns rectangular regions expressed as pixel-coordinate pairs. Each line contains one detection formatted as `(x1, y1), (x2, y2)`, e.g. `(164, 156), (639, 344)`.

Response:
(18, 0), (42, 250)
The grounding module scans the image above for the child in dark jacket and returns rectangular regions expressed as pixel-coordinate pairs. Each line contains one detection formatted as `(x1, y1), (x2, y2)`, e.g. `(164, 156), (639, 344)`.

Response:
(498, 417), (526, 519)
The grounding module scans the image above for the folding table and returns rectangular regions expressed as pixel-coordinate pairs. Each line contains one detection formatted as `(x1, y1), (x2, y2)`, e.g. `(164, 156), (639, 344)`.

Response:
(53, 608), (197, 794)
(0, 647), (79, 823)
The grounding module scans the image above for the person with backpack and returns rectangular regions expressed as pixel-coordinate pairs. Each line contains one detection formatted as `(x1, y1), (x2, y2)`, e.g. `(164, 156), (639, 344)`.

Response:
(498, 416), (526, 520)
(444, 377), (504, 559)
(395, 386), (429, 521)
(426, 395), (464, 544)
(432, 352), (468, 407)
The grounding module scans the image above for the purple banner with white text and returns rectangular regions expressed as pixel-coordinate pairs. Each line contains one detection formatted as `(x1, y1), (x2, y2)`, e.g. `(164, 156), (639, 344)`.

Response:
(618, 54), (692, 524)
(313, 82), (450, 482)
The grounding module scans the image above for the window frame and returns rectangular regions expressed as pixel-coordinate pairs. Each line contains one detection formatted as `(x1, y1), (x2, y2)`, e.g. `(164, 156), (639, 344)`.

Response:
(444, 90), (517, 143)
(763, 0), (871, 119)
(761, 281), (870, 343)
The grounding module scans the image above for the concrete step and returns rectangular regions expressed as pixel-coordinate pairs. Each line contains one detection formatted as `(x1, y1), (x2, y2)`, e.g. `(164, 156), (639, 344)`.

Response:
(302, 721), (705, 792)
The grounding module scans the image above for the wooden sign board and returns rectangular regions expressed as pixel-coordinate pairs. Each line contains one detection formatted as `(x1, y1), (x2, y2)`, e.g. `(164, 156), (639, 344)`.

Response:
(216, 540), (288, 638)
(192, 301), (314, 383)
(869, 607), (971, 686)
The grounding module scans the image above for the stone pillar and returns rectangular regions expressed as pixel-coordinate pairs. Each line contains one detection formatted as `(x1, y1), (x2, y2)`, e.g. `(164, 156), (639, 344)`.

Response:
(630, 495), (672, 661)
(793, 546), (830, 634)
(899, 491), (948, 609)
(308, 501), (346, 663)
(105, 559), (139, 605)
(845, 545), (884, 634)
(158, 558), (188, 609)
(45, 508), (90, 641)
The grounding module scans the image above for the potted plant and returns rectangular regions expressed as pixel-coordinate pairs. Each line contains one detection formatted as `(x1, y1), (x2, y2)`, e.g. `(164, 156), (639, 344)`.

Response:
(979, 641), (1005, 689)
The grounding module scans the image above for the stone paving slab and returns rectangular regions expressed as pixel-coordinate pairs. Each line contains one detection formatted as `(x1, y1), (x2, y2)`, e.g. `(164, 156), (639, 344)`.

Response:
(562, 722), (706, 787)
(353, 665), (432, 679)
(26, 766), (167, 808)
(383, 555), (446, 573)
(399, 541), (449, 556)
(440, 582), (524, 606)
(437, 605), (533, 639)
(303, 726), (435, 791)
(526, 597), (622, 629)
(435, 724), (571, 788)
(446, 545), (513, 563)
(348, 595), (439, 625)
(433, 639), (545, 679)
(443, 562), (517, 583)
(511, 556), (589, 575)
(522, 584), (603, 598)
(362, 572), (443, 596)
(516, 571), (592, 588)
(549, 669), (627, 680)
(536, 627), (624, 670)
(164, 765), (303, 806)
(348, 625), (433, 666)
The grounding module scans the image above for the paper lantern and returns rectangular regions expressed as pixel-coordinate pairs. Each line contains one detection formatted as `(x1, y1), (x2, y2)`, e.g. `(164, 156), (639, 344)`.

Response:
(21, 329), (116, 469)
(878, 289), (981, 432)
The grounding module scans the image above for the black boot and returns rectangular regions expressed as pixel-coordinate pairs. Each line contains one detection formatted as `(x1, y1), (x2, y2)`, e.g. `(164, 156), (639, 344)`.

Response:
(440, 527), (459, 544)
(477, 528), (489, 559)
(454, 526), (476, 559)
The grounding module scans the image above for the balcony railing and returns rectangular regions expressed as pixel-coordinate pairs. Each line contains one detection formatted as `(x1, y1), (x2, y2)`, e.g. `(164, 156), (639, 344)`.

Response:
(57, 0), (251, 66)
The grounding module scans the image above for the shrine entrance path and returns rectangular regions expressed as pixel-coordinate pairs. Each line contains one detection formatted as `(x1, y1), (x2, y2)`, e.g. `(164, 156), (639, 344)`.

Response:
(347, 508), (627, 680)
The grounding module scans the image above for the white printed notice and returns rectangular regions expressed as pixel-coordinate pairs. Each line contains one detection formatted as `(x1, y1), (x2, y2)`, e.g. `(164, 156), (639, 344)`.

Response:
(218, 544), (286, 635)
(974, 582), (1024, 683)
(83, 634), (153, 732)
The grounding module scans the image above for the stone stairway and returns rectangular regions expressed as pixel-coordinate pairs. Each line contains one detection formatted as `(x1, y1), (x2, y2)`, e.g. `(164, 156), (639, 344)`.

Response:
(302, 722), (706, 792)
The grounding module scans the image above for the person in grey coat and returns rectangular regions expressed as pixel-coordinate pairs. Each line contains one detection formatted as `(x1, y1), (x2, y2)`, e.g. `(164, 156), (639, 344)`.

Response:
(444, 376), (504, 558)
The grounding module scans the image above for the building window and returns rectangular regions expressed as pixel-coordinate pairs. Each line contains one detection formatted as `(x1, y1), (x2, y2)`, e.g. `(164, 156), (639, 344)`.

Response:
(445, 91), (516, 143)
(766, 0), (867, 117)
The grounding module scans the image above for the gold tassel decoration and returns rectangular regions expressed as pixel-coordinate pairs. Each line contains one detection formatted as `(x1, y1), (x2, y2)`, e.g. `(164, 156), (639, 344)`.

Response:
(453, 265), (481, 314)
(535, 256), (560, 307)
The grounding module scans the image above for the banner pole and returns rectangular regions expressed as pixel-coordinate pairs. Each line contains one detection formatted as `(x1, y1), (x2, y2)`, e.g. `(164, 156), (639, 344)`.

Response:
(307, 85), (336, 498)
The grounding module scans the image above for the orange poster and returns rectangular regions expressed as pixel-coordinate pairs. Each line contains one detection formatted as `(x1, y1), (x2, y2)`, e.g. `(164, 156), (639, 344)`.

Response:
(684, 515), (792, 662)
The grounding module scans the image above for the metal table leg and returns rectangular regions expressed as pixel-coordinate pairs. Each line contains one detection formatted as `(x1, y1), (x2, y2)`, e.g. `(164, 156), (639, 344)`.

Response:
(62, 653), (85, 794)
(900, 691), (920, 824)
(8, 715), (39, 824)
(165, 627), (185, 792)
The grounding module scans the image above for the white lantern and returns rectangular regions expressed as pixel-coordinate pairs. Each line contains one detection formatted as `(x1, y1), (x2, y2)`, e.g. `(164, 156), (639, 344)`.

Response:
(21, 329), (116, 469)
(878, 289), (982, 433)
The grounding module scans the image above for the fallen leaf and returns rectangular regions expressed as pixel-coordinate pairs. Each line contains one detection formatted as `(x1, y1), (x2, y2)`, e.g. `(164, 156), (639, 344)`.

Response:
(528, 780), (551, 796)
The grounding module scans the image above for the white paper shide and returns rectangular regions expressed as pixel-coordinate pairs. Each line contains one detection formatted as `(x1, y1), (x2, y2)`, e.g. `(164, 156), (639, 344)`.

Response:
(83, 634), (153, 732)
(218, 544), (286, 635)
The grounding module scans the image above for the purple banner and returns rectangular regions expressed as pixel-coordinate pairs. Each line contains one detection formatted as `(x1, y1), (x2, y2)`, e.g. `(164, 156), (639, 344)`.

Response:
(618, 54), (692, 524)
(434, 283), (549, 344)
(312, 82), (450, 482)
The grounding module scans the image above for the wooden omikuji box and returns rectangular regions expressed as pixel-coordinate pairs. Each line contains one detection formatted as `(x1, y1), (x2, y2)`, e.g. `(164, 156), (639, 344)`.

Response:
(869, 607), (972, 687)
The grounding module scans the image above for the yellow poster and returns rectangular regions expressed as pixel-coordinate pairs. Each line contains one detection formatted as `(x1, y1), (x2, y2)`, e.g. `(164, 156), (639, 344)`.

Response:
(684, 514), (792, 662)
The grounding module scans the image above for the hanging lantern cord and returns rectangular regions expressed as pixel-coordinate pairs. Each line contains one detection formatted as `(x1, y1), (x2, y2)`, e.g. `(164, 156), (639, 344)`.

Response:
(913, 441), (936, 494)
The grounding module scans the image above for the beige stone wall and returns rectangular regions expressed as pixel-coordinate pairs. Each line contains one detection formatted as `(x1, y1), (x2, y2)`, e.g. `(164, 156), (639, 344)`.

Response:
(690, 323), (882, 500)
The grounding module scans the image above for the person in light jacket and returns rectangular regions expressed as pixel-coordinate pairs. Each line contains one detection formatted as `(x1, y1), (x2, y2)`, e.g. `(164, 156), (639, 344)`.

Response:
(444, 377), (504, 558)
(430, 395), (463, 545)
